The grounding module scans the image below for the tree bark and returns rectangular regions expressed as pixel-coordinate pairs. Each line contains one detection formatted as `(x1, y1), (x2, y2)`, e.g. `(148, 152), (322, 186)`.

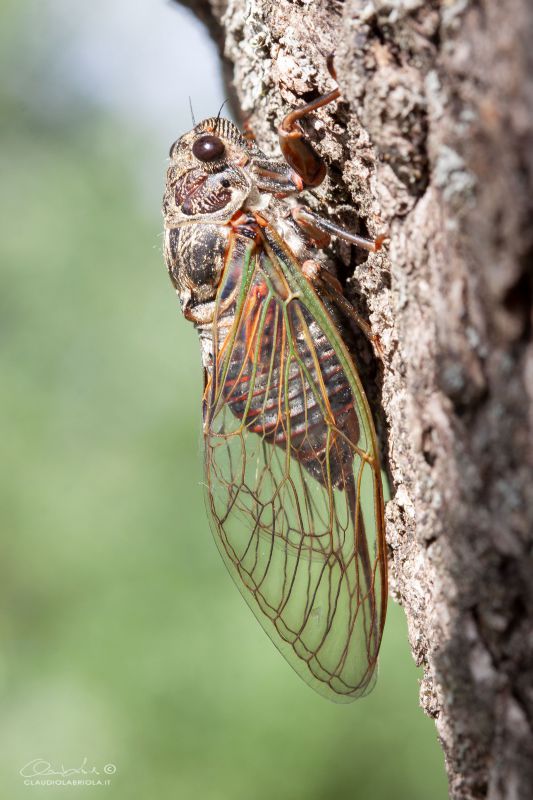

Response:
(175, 1), (533, 796)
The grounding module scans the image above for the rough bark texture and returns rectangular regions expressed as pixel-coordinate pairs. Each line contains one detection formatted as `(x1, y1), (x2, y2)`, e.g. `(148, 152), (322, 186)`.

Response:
(175, 1), (533, 797)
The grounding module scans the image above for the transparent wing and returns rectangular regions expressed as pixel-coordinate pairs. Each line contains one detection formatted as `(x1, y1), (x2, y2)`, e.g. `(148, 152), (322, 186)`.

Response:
(203, 223), (387, 702)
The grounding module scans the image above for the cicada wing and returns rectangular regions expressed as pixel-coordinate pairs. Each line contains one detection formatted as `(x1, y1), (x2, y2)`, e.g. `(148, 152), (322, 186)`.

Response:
(204, 225), (387, 702)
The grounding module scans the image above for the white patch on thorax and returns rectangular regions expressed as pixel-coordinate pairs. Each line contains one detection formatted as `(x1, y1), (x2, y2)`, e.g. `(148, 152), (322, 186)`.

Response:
(243, 187), (272, 212)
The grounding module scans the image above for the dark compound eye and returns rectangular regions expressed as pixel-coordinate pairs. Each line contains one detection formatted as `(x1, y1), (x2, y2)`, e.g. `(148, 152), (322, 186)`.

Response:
(192, 134), (225, 162)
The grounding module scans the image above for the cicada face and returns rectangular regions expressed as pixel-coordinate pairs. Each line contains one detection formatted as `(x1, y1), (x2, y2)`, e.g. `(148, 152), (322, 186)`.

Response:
(162, 106), (388, 703)
(163, 117), (255, 227)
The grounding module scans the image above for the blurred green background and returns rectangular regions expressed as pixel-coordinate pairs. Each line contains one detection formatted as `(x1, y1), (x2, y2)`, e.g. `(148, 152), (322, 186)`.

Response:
(0, 1), (447, 798)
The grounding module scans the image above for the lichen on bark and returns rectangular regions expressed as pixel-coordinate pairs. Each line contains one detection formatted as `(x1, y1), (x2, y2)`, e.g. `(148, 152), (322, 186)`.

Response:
(174, 1), (533, 797)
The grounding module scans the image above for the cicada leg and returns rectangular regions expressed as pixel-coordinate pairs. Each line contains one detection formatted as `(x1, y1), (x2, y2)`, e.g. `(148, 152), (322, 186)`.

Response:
(278, 56), (340, 188)
(292, 206), (388, 253)
(301, 258), (384, 358)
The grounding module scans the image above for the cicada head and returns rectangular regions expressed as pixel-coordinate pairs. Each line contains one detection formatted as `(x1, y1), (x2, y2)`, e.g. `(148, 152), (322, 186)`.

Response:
(164, 117), (256, 226)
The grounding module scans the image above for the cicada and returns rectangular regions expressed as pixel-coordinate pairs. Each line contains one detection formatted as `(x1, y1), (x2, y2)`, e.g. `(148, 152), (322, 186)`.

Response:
(162, 68), (387, 702)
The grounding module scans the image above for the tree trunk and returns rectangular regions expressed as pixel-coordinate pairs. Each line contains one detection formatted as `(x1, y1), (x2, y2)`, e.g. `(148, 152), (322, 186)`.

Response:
(175, 1), (533, 796)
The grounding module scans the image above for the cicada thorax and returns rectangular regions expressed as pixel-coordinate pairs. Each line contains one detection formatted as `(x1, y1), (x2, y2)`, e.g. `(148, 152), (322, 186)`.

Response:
(164, 223), (228, 308)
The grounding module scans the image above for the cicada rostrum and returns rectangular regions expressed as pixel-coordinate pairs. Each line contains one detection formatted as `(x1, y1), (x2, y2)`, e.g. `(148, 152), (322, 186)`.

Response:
(162, 66), (387, 702)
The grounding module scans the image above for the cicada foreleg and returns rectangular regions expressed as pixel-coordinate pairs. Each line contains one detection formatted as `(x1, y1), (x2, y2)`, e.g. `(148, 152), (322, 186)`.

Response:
(278, 55), (340, 188)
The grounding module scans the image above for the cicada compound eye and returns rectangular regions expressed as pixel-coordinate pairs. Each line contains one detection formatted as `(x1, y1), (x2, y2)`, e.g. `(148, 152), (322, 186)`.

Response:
(192, 134), (225, 162)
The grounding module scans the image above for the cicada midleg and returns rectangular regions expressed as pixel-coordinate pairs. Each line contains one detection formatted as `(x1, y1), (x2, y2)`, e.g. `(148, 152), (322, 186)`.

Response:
(162, 68), (388, 702)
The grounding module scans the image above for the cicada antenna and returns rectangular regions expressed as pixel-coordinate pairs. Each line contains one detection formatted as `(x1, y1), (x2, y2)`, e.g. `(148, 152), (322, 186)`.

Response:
(188, 96), (196, 127)
(216, 98), (229, 121)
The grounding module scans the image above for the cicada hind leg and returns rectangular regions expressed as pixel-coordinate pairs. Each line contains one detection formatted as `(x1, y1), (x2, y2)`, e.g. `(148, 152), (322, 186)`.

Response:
(292, 206), (387, 356)
(300, 257), (385, 358)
